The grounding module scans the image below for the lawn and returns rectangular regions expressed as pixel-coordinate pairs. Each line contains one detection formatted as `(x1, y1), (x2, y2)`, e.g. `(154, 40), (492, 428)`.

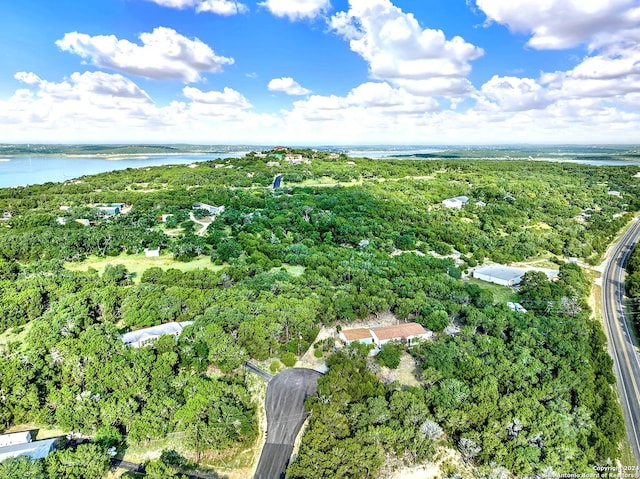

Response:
(465, 277), (519, 304)
(65, 254), (225, 282)
(0, 321), (34, 350)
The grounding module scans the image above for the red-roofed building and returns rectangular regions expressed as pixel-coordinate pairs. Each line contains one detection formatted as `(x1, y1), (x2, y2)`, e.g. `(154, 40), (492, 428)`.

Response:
(339, 322), (432, 347)
(370, 323), (432, 346)
(339, 328), (374, 345)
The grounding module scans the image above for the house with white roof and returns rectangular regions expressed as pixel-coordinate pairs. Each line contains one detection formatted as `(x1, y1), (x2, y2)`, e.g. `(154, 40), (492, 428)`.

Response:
(120, 321), (193, 348)
(442, 196), (469, 209)
(193, 203), (225, 215)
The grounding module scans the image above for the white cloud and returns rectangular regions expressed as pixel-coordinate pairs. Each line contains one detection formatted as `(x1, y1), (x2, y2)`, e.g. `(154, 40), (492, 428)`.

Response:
(268, 77), (312, 95)
(477, 75), (552, 112)
(288, 81), (439, 124)
(330, 0), (483, 96)
(183, 86), (252, 108)
(474, 0), (640, 50)
(56, 27), (234, 82)
(145, 0), (248, 15)
(14, 72), (41, 85)
(258, 0), (331, 21)
(0, 71), (282, 143)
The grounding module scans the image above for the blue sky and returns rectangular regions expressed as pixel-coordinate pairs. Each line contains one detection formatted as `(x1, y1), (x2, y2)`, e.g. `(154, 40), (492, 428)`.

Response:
(0, 0), (638, 144)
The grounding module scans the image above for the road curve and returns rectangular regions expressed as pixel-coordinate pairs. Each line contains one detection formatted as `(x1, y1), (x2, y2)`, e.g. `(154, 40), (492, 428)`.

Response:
(601, 218), (640, 465)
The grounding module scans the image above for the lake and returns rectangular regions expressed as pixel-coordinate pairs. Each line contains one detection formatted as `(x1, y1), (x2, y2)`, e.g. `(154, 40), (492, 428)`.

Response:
(0, 153), (247, 189)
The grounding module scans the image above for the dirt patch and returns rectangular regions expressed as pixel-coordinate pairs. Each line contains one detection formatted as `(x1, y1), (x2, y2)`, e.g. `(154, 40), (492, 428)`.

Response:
(389, 448), (475, 479)
(377, 352), (421, 387)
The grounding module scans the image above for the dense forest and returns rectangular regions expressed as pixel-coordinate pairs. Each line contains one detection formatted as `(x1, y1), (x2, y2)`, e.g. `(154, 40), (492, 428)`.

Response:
(0, 148), (637, 477)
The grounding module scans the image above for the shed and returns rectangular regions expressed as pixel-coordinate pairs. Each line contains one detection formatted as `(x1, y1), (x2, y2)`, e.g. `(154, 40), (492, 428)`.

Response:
(144, 248), (160, 257)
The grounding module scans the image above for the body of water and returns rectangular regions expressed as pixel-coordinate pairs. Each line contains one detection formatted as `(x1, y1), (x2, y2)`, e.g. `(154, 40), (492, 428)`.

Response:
(0, 153), (247, 189)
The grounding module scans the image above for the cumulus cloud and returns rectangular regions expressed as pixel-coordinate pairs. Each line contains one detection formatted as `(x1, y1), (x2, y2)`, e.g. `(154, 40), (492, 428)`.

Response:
(477, 75), (552, 112)
(540, 45), (640, 100)
(268, 77), (312, 95)
(14, 72), (42, 85)
(144, 0), (248, 15)
(288, 81), (439, 124)
(330, 0), (483, 96)
(474, 0), (640, 50)
(258, 0), (331, 21)
(56, 27), (234, 82)
(0, 71), (282, 142)
(183, 86), (252, 108)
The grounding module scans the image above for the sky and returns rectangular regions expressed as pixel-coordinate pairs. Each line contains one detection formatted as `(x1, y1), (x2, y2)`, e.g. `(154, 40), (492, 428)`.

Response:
(0, 0), (639, 145)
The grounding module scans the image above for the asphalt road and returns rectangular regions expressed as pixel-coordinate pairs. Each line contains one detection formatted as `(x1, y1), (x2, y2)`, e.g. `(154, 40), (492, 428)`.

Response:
(602, 218), (640, 465)
(254, 368), (321, 479)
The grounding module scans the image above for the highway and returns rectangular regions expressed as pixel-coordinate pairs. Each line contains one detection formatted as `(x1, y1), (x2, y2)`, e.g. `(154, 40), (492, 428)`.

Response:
(601, 218), (640, 466)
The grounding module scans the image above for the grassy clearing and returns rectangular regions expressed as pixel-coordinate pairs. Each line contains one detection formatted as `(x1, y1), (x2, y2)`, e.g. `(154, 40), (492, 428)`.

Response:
(465, 278), (519, 304)
(65, 255), (224, 282)
(295, 177), (363, 187)
(0, 321), (34, 348)
(279, 264), (305, 277)
(4, 423), (67, 440)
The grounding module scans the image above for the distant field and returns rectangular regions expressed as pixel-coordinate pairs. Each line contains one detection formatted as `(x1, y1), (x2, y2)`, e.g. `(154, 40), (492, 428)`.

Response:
(65, 254), (224, 281)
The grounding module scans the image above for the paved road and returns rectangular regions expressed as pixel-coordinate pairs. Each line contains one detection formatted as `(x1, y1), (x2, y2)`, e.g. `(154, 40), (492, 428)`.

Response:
(254, 368), (321, 479)
(245, 361), (274, 382)
(602, 218), (640, 465)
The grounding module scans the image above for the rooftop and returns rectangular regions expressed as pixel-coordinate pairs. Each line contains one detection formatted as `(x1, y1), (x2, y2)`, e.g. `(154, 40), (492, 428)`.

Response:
(341, 328), (373, 341)
(0, 431), (31, 448)
(0, 438), (57, 462)
(120, 321), (193, 345)
(371, 323), (428, 341)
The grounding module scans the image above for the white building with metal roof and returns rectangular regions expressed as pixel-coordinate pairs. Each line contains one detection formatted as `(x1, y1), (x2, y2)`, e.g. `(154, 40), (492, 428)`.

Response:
(0, 431), (32, 448)
(120, 321), (193, 348)
(0, 438), (57, 463)
(473, 265), (559, 287)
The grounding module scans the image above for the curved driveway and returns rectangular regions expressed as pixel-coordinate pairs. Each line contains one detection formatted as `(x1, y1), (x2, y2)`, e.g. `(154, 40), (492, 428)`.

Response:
(601, 218), (640, 465)
(254, 368), (321, 479)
